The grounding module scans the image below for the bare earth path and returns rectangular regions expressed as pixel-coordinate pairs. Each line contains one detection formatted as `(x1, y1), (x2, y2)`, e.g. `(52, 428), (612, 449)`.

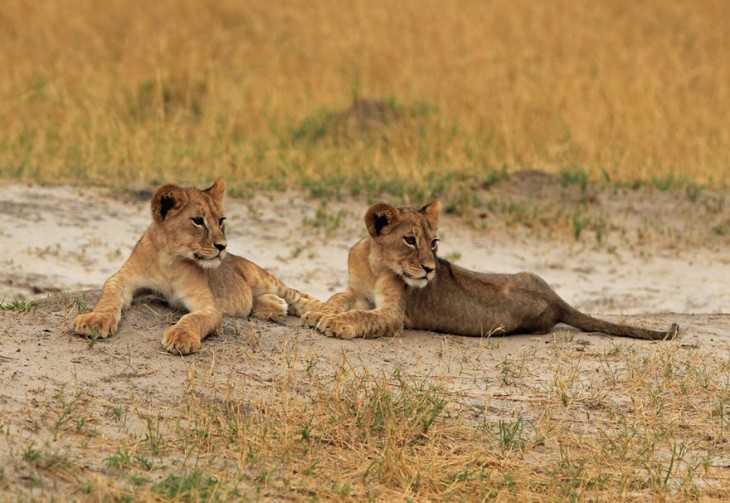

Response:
(1, 173), (729, 499)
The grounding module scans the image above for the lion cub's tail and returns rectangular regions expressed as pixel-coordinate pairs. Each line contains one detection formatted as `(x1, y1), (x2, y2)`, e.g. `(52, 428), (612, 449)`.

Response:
(559, 305), (679, 340)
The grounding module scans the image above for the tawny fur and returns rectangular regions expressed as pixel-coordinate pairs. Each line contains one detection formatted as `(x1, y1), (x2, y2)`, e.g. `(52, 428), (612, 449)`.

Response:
(74, 178), (322, 354)
(303, 198), (678, 341)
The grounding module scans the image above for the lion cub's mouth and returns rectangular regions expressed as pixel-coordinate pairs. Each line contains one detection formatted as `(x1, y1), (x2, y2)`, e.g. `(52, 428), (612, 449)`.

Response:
(402, 271), (433, 288)
(193, 251), (225, 269)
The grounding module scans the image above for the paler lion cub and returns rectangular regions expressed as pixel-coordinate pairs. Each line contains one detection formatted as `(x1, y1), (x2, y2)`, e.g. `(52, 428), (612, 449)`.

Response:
(74, 178), (322, 354)
(302, 198), (679, 341)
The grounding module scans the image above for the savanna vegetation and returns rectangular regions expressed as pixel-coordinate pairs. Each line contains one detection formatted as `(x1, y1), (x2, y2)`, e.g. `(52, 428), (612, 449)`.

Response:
(5, 296), (730, 502)
(1, 0), (728, 201)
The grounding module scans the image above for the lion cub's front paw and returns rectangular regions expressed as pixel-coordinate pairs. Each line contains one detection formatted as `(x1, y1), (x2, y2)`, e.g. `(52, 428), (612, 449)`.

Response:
(161, 325), (202, 355)
(301, 310), (325, 329)
(316, 314), (360, 340)
(74, 312), (118, 338)
(251, 294), (288, 323)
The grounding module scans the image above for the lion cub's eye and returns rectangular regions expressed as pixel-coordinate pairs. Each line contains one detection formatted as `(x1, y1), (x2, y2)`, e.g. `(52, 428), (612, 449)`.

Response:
(191, 217), (205, 227)
(403, 236), (417, 247)
(431, 238), (440, 250)
(219, 217), (226, 227)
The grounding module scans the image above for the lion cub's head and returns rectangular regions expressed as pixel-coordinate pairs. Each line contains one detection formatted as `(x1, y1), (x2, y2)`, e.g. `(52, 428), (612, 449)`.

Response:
(365, 198), (441, 288)
(150, 178), (228, 269)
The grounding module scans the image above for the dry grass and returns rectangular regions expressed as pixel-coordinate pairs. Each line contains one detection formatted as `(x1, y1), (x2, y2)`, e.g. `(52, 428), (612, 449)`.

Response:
(1, 0), (729, 197)
(4, 322), (730, 501)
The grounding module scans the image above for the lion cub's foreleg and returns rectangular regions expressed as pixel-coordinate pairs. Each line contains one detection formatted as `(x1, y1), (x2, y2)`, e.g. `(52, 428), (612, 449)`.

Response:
(74, 269), (135, 339)
(316, 307), (404, 339)
(160, 308), (221, 354)
(160, 292), (222, 355)
(301, 290), (354, 328)
(305, 275), (405, 339)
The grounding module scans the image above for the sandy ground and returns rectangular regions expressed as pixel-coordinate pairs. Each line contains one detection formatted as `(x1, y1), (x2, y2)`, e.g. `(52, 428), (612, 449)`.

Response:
(3, 174), (729, 313)
(1, 173), (729, 498)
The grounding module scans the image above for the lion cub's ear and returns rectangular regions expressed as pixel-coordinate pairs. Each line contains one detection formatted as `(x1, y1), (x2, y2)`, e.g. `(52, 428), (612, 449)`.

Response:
(203, 177), (226, 204)
(151, 184), (189, 223)
(419, 197), (442, 231)
(365, 203), (400, 237)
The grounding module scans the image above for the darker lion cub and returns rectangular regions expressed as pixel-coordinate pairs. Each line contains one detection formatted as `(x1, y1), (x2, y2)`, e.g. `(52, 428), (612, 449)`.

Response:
(303, 198), (678, 341)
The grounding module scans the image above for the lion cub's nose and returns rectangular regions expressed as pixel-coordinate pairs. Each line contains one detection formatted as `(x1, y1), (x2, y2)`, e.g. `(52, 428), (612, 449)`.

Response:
(422, 264), (434, 274)
(214, 242), (227, 251)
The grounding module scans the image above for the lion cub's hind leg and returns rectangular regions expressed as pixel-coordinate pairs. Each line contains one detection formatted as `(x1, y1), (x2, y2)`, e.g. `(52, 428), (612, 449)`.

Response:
(251, 294), (288, 322)
(235, 257), (323, 320)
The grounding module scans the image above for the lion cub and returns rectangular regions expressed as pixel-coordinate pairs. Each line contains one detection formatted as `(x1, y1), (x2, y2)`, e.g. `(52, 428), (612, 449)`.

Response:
(303, 198), (678, 341)
(74, 179), (322, 354)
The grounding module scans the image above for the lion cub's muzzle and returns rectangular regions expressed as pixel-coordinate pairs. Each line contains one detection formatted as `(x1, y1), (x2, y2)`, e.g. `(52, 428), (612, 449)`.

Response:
(402, 264), (435, 288)
(194, 244), (227, 269)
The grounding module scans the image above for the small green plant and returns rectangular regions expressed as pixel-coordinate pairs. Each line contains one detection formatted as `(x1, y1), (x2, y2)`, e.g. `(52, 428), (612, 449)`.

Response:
(304, 355), (318, 376)
(500, 357), (518, 385)
(497, 415), (526, 453)
(86, 328), (101, 349)
(109, 404), (126, 423)
(135, 455), (153, 471)
(0, 299), (34, 312)
(300, 417), (314, 442)
(152, 468), (220, 500)
(571, 213), (589, 240)
(559, 166), (589, 192)
(685, 182), (703, 202)
(73, 295), (88, 314)
(331, 481), (351, 497)
(144, 416), (166, 456)
(105, 449), (133, 470)
(650, 174), (678, 191)
(50, 385), (83, 440)
(130, 475), (150, 486)
(22, 444), (42, 466)
(482, 165), (510, 188)
(449, 461), (476, 484)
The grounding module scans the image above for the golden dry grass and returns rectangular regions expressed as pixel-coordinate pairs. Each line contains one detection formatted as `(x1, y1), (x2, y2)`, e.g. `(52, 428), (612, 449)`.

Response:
(5, 323), (730, 501)
(1, 0), (729, 195)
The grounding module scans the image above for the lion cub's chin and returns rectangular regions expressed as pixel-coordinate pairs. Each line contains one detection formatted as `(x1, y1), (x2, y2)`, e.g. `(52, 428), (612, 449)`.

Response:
(403, 276), (431, 288)
(196, 256), (223, 270)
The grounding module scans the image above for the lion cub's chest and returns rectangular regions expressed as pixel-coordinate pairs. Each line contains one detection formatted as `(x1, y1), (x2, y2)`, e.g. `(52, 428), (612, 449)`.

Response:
(145, 276), (202, 311)
(352, 282), (381, 310)
(140, 259), (250, 316)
